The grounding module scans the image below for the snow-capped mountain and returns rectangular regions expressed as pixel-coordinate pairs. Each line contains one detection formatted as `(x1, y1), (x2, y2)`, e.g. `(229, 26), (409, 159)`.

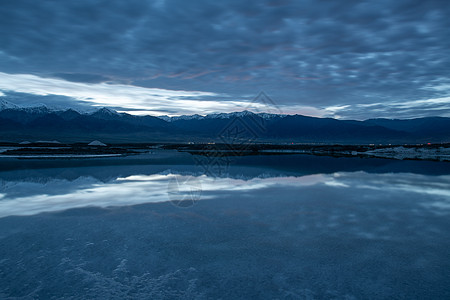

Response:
(158, 110), (287, 122)
(0, 100), (19, 111)
(0, 100), (53, 114)
(1, 100), (286, 121)
(256, 112), (286, 120)
(21, 104), (53, 114)
(205, 110), (264, 119)
(1, 99), (449, 143)
(90, 107), (119, 116)
(157, 115), (171, 122)
(158, 114), (204, 122)
(0, 100), (119, 116)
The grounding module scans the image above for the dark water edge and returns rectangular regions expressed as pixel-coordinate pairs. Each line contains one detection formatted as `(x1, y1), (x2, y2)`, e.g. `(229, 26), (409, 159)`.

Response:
(1, 150), (449, 176)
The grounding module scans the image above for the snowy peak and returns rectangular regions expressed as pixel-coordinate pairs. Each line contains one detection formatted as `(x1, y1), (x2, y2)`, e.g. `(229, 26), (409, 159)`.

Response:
(93, 107), (119, 115)
(157, 115), (172, 122)
(1, 100), (285, 121)
(158, 110), (286, 122)
(0, 100), (52, 113)
(171, 114), (204, 121)
(256, 112), (286, 120)
(22, 104), (52, 114)
(205, 110), (284, 120)
(177, 114), (204, 121)
(158, 114), (204, 122)
(0, 100), (20, 111)
(90, 107), (121, 118)
(231, 110), (256, 118)
(204, 112), (239, 119)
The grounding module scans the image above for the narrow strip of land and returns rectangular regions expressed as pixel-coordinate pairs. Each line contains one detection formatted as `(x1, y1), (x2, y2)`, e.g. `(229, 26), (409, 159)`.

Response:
(0, 142), (449, 162)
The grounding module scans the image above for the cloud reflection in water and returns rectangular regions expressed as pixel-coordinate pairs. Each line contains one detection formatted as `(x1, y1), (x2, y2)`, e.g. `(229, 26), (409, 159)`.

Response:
(0, 169), (449, 218)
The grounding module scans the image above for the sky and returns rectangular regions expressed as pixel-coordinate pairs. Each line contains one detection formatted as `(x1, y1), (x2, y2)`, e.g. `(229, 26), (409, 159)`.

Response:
(0, 0), (449, 119)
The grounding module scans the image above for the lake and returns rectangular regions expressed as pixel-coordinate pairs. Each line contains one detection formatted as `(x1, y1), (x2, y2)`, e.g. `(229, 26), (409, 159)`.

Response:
(1, 153), (449, 299)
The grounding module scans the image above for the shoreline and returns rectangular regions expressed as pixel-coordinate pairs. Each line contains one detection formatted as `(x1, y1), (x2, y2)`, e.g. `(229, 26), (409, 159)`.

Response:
(0, 142), (449, 162)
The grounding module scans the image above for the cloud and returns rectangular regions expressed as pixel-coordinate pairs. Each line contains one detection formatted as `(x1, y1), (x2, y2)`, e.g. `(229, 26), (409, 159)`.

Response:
(0, 0), (449, 118)
(53, 73), (112, 83)
(1, 71), (450, 119)
(327, 97), (450, 119)
(0, 72), (289, 116)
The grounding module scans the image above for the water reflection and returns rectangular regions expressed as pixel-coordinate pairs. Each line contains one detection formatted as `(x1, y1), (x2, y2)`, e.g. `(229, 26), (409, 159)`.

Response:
(1, 160), (450, 299)
(1, 164), (449, 218)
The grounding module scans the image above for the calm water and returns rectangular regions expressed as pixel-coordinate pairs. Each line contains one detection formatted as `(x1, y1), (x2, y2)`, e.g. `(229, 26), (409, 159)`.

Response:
(1, 154), (449, 299)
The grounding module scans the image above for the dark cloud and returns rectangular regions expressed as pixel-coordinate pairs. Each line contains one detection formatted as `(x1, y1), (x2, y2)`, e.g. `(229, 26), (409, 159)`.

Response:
(53, 73), (111, 83)
(0, 91), (95, 112)
(0, 0), (449, 118)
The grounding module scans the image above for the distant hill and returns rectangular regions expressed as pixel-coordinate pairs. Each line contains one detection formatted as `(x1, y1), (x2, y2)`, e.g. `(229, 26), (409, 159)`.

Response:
(0, 100), (449, 143)
(362, 117), (450, 141)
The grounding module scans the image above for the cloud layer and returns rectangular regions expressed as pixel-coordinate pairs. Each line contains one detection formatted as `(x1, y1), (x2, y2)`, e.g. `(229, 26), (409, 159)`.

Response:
(0, 72), (244, 116)
(1, 0), (450, 118)
(1, 72), (326, 116)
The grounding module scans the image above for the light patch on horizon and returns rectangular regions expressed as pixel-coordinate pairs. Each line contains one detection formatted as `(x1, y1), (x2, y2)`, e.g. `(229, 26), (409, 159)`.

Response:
(277, 104), (329, 118)
(333, 97), (450, 120)
(0, 72), (327, 117)
(424, 84), (450, 92)
(1, 1), (449, 119)
(0, 72), (223, 116)
(1, 71), (449, 119)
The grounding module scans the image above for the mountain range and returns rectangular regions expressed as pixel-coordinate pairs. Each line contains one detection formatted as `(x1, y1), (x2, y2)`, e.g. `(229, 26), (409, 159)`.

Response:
(0, 100), (449, 144)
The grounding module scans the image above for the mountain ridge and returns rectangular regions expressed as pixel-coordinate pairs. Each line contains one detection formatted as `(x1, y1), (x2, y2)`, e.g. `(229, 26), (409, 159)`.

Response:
(0, 100), (449, 143)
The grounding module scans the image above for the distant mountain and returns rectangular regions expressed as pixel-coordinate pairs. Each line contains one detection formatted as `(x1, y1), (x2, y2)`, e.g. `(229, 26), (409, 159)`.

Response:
(362, 117), (450, 140)
(0, 102), (176, 142)
(90, 107), (120, 119)
(158, 114), (204, 122)
(0, 100), (52, 113)
(56, 108), (82, 121)
(0, 100), (19, 110)
(0, 101), (449, 143)
(159, 110), (285, 122)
